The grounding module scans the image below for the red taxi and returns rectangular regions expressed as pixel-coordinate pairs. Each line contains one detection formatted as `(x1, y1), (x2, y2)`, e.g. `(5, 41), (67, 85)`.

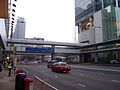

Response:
(51, 62), (71, 73)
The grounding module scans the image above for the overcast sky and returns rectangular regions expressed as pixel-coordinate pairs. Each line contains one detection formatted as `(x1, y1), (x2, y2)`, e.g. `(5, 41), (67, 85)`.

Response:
(15, 0), (75, 43)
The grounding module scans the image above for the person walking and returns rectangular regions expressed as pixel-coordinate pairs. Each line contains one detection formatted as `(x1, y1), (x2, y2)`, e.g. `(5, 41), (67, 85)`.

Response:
(0, 63), (2, 72)
(8, 63), (12, 76)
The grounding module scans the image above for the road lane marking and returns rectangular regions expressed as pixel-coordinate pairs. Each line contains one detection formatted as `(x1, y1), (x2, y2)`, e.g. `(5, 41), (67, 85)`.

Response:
(54, 75), (58, 78)
(35, 76), (58, 90)
(78, 83), (86, 87)
(112, 80), (120, 83)
(72, 66), (120, 72)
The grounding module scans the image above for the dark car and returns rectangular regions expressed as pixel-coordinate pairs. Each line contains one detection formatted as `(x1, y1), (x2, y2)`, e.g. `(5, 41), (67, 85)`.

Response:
(51, 62), (71, 73)
(47, 60), (59, 68)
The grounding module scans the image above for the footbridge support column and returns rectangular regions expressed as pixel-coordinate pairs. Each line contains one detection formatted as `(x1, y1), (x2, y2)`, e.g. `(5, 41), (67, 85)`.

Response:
(51, 45), (55, 60)
(81, 54), (84, 63)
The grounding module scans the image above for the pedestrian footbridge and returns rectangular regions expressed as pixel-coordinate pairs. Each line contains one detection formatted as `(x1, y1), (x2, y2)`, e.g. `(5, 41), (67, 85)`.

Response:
(7, 39), (83, 55)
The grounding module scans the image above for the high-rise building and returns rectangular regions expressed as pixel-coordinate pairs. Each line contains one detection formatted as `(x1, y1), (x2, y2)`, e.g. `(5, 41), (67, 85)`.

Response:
(75, 0), (120, 44)
(0, 0), (17, 62)
(12, 17), (26, 51)
(13, 17), (26, 39)
(75, 0), (120, 62)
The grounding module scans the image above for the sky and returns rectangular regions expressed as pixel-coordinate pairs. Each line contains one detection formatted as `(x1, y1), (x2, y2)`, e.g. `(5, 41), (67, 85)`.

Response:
(15, 0), (76, 43)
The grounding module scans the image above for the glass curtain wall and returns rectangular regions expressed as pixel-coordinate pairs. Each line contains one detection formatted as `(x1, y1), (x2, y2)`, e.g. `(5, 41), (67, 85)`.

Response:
(115, 7), (120, 37)
(102, 5), (120, 41)
(101, 0), (120, 61)
(102, 5), (117, 41)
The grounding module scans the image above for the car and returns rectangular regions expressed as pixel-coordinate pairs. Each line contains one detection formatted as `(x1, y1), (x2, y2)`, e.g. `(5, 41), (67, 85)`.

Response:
(51, 62), (71, 73)
(55, 58), (62, 61)
(47, 60), (59, 68)
(110, 60), (119, 64)
(37, 60), (42, 63)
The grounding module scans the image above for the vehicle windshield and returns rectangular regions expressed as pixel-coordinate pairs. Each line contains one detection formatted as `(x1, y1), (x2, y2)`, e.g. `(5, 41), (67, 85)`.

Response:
(59, 64), (67, 66)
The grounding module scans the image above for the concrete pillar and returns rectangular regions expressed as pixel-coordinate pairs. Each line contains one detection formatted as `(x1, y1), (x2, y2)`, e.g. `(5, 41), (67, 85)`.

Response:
(42, 55), (45, 62)
(101, 0), (104, 9)
(79, 54), (81, 63)
(94, 46), (98, 63)
(95, 53), (98, 63)
(51, 45), (55, 60)
(0, 50), (3, 63)
(116, 0), (118, 7)
(81, 54), (84, 63)
(51, 53), (55, 60)
(78, 23), (81, 33)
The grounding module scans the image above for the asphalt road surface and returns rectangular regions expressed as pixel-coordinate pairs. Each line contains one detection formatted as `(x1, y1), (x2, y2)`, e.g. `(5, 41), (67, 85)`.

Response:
(18, 63), (120, 90)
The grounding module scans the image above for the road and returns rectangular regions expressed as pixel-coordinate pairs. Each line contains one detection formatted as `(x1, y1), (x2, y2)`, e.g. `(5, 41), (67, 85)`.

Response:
(18, 63), (120, 90)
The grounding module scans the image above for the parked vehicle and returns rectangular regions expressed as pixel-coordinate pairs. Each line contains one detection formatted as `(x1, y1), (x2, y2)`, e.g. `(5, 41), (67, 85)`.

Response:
(51, 62), (71, 73)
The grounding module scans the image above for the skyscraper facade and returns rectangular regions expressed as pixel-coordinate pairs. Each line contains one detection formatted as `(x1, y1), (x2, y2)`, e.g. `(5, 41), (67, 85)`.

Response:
(12, 17), (26, 51)
(75, 0), (120, 62)
(0, 0), (17, 63)
(75, 0), (120, 44)
(13, 17), (26, 39)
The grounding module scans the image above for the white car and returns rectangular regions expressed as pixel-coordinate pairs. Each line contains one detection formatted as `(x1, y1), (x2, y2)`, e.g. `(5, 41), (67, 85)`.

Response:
(110, 60), (119, 64)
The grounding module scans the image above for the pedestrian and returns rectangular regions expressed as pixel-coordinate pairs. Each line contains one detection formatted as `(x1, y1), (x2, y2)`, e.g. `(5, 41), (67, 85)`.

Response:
(8, 63), (12, 76)
(0, 63), (2, 72)
(0, 61), (3, 72)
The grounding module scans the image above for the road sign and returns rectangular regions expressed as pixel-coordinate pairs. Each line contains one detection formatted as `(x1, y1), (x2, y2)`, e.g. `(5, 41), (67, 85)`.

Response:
(25, 47), (54, 53)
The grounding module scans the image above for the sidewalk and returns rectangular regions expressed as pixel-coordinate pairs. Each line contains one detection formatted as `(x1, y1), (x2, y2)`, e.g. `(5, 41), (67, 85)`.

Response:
(0, 69), (15, 90)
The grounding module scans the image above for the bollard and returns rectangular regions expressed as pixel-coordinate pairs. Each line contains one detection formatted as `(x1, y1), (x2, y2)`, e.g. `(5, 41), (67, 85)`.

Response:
(15, 73), (26, 90)
(25, 78), (33, 90)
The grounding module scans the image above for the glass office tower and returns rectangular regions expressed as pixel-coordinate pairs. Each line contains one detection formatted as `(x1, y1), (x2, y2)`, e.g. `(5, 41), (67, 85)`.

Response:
(75, 0), (120, 42)
(75, 0), (120, 62)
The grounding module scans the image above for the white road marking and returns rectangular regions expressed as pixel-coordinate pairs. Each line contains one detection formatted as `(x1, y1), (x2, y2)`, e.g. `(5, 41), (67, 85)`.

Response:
(72, 66), (120, 72)
(54, 75), (58, 78)
(35, 76), (58, 90)
(78, 83), (86, 87)
(112, 80), (120, 83)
